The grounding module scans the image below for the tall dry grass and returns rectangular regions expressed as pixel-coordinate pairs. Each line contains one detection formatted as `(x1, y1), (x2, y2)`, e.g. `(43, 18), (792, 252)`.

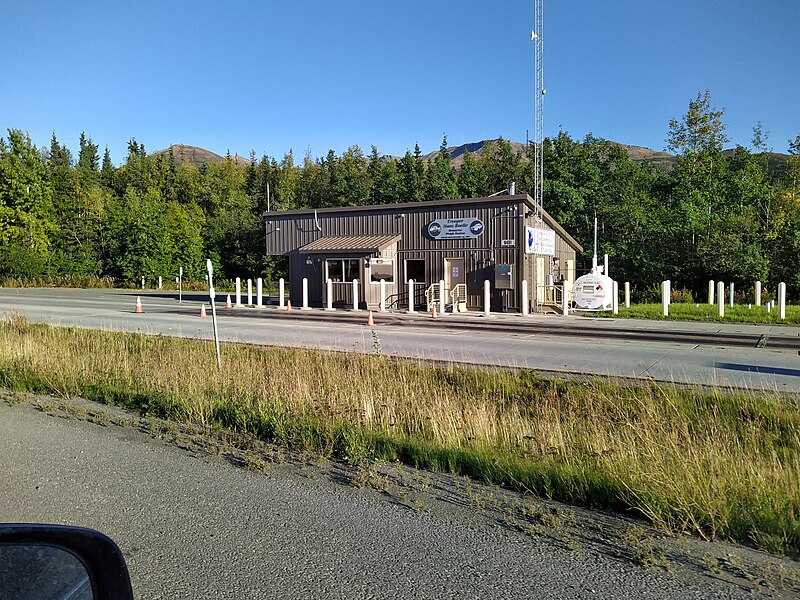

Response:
(1, 317), (798, 555)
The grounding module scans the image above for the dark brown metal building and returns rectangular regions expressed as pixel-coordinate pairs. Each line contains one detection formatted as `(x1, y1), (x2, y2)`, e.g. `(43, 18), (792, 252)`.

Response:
(264, 193), (582, 312)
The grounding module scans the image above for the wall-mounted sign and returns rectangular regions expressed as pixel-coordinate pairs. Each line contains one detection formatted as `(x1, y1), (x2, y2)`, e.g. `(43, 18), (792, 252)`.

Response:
(427, 218), (484, 240)
(525, 226), (555, 256)
(500, 239), (515, 247)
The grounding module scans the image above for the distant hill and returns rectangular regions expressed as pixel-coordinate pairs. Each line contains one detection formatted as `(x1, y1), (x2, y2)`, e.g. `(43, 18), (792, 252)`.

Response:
(152, 144), (250, 168)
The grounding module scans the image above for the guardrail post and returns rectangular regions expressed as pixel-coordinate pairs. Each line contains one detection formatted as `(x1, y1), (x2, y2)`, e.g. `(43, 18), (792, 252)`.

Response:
(708, 279), (715, 305)
(257, 278), (263, 307)
(624, 281), (630, 308)
(380, 279), (386, 312)
(661, 281), (669, 316)
(278, 278), (285, 309)
(521, 280), (529, 316)
(778, 282), (786, 320)
(235, 278), (242, 307)
(718, 281), (725, 317)
(408, 279), (415, 313)
(326, 278), (334, 311)
(755, 281), (762, 306)
(439, 280), (446, 316)
(302, 278), (309, 310)
(483, 280), (491, 317)
(352, 279), (359, 311)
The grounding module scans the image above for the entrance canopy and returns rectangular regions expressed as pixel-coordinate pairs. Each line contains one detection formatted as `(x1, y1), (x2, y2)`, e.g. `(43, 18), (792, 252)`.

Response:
(299, 234), (401, 255)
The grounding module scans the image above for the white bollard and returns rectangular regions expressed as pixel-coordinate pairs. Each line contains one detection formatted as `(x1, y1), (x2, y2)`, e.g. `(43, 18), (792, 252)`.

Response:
(521, 280), (529, 316)
(766, 301), (771, 314)
(624, 282), (630, 308)
(729, 282), (734, 308)
(257, 278), (263, 307)
(613, 281), (619, 315)
(718, 281), (725, 317)
(755, 281), (762, 307)
(141, 276), (145, 290)
(235, 277), (242, 307)
(778, 282), (786, 320)
(408, 279), (415, 313)
(326, 278), (334, 311)
(562, 282), (569, 316)
(661, 281), (669, 316)
(439, 279), (446, 316)
(483, 280), (491, 317)
(301, 277), (309, 309)
(278, 278), (285, 309)
(380, 279), (386, 312)
(708, 279), (715, 305)
(352, 279), (359, 311)
(665, 280), (671, 305)
(247, 279), (253, 306)
(158, 276), (162, 289)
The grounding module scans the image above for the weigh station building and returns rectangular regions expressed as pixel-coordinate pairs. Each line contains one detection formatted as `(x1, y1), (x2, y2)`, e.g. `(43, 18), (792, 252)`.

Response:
(264, 193), (582, 313)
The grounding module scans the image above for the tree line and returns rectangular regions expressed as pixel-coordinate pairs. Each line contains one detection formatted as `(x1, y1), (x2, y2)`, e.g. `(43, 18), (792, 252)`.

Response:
(1, 91), (799, 298)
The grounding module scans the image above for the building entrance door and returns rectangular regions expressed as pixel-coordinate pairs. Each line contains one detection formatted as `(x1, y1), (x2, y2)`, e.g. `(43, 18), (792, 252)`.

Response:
(444, 257), (466, 311)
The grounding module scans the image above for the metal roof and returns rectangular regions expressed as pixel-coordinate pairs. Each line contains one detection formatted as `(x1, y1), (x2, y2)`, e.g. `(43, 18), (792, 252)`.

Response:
(299, 234), (401, 254)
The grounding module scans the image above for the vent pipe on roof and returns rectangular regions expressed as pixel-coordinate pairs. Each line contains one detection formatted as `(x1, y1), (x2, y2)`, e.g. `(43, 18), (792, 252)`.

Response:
(508, 182), (516, 195)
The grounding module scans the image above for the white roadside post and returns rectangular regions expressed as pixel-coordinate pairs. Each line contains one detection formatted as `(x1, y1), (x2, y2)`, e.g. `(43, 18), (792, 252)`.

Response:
(755, 281), (762, 306)
(562, 281), (569, 316)
(483, 280), (491, 317)
(278, 278), (285, 309)
(235, 278), (242, 307)
(708, 279), (715, 305)
(141, 276), (145, 290)
(624, 282), (630, 308)
(158, 276), (162, 290)
(729, 282), (734, 308)
(302, 277), (309, 309)
(778, 282), (786, 320)
(407, 279), (415, 313)
(247, 279), (253, 307)
(439, 280), (446, 316)
(521, 280), (529, 316)
(179, 267), (183, 304)
(352, 279), (359, 311)
(325, 279), (334, 311)
(380, 279), (386, 312)
(718, 281), (725, 317)
(206, 259), (221, 370)
(665, 280), (671, 305)
(257, 278), (263, 307)
(613, 281), (619, 315)
(661, 281), (669, 316)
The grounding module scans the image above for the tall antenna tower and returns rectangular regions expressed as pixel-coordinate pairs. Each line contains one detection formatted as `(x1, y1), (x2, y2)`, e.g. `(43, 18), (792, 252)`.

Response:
(532, 0), (545, 220)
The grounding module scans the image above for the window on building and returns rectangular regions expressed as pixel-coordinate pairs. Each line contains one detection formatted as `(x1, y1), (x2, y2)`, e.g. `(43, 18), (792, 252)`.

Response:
(369, 259), (394, 283)
(326, 259), (360, 282)
(405, 259), (425, 284)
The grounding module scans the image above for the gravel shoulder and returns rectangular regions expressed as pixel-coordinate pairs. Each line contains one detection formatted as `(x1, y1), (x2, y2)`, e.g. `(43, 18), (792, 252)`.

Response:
(1, 390), (798, 599)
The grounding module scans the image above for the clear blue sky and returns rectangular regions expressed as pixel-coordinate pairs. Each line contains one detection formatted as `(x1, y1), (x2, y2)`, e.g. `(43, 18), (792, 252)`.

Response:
(2, 0), (798, 164)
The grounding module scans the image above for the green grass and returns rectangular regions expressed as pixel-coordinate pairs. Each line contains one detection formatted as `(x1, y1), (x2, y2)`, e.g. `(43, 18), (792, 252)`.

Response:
(1, 313), (799, 555)
(587, 303), (800, 325)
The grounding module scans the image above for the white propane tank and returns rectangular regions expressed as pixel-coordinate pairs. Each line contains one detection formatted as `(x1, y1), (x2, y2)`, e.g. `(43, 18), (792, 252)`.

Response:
(572, 270), (614, 311)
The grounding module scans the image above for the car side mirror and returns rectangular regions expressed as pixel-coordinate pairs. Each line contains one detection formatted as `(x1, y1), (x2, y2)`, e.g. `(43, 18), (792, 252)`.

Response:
(0, 524), (133, 600)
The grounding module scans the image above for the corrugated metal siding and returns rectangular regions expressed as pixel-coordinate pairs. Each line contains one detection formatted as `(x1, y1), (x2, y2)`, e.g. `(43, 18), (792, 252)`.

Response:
(265, 197), (578, 311)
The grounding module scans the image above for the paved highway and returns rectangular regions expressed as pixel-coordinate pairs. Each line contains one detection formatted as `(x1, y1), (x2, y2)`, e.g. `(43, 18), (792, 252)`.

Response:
(1, 287), (799, 392)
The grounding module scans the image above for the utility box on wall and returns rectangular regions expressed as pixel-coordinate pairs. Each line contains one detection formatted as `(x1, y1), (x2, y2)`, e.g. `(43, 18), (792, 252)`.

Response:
(494, 264), (513, 289)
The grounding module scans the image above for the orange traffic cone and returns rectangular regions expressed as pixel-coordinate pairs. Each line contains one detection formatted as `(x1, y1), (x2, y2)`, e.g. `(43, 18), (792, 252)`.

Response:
(367, 310), (374, 326)
(225, 294), (232, 309)
(200, 303), (207, 318)
(431, 304), (437, 319)
(135, 296), (143, 313)
(286, 300), (292, 312)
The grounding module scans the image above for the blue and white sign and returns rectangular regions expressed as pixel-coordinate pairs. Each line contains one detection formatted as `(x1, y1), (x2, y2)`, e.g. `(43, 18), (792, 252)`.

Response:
(525, 226), (555, 255)
(427, 218), (484, 240)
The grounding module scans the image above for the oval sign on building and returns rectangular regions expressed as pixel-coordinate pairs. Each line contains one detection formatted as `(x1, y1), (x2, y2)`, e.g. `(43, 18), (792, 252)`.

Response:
(427, 218), (484, 240)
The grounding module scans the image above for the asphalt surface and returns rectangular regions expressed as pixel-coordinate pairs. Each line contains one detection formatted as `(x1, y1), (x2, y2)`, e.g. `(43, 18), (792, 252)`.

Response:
(2, 399), (784, 600)
(1, 287), (799, 392)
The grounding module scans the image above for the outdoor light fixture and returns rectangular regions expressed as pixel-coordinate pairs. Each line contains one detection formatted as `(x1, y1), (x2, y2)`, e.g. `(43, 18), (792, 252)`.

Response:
(306, 257), (313, 265)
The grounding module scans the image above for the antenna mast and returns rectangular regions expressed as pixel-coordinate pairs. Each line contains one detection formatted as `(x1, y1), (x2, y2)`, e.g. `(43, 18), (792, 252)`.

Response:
(532, 0), (544, 221)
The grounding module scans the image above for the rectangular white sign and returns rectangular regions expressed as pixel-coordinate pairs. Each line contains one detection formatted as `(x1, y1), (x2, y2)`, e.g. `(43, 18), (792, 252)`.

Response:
(524, 226), (555, 256)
